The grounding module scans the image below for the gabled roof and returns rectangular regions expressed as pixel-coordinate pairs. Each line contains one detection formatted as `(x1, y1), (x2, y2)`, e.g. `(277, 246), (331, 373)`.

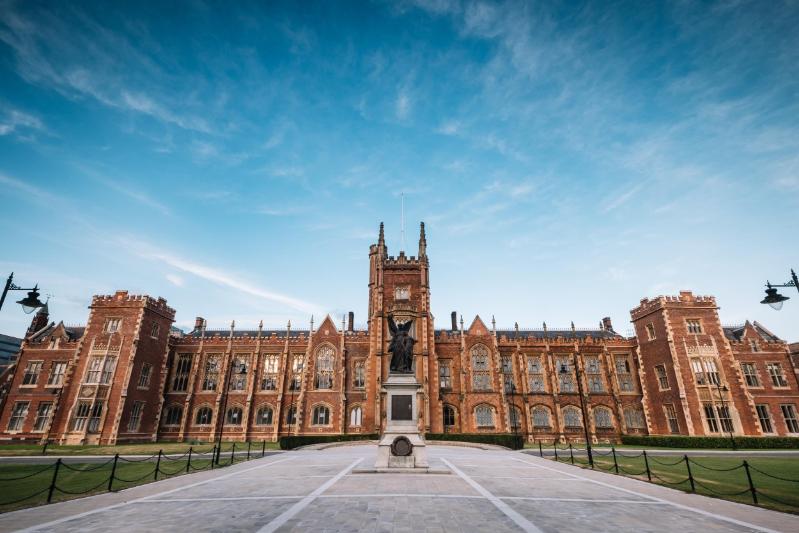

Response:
(28, 321), (84, 343)
(723, 321), (782, 343)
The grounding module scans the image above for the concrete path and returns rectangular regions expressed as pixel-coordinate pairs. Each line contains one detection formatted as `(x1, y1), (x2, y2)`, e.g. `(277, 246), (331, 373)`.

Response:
(0, 444), (794, 532)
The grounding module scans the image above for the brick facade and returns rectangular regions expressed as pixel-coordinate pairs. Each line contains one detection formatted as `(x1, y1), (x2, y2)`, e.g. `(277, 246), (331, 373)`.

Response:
(1, 223), (797, 444)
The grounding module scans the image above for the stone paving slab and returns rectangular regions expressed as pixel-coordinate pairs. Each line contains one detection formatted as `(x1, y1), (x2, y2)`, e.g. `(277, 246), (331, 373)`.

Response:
(328, 474), (480, 497)
(277, 496), (520, 533)
(55, 498), (300, 533)
(503, 499), (759, 533)
(0, 444), (795, 533)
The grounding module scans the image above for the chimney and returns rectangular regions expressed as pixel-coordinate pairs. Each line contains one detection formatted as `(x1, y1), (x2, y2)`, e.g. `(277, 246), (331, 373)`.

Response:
(194, 317), (206, 332)
(601, 317), (613, 332)
(451, 311), (457, 331)
(348, 311), (354, 332)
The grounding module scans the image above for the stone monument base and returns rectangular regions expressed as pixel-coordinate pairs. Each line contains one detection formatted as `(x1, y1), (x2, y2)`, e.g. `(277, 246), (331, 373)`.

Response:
(374, 373), (431, 471)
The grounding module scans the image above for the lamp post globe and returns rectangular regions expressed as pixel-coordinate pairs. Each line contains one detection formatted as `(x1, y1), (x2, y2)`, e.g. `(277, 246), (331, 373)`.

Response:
(760, 287), (789, 310)
(17, 287), (45, 314)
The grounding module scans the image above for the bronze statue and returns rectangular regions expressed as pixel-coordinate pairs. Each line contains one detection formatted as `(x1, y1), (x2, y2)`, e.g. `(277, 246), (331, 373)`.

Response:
(387, 316), (414, 373)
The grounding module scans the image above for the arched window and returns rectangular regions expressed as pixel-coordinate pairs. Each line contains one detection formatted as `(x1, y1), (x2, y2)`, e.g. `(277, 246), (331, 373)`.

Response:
(532, 406), (550, 428)
(624, 406), (645, 429)
(315, 346), (335, 389)
(256, 405), (273, 425)
(475, 404), (495, 427)
(443, 405), (456, 428)
(471, 344), (491, 390)
(312, 405), (330, 426)
(286, 405), (297, 425)
(350, 406), (362, 427)
(563, 406), (582, 428)
(225, 406), (243, 425)
(163, 405), (183, 426)
(594, 407), (614, 428)
(195, 406), (213, 425)
(509, 406), (522, 429)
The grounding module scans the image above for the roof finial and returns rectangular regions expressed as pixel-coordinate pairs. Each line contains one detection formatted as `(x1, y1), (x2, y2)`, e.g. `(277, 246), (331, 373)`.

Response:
(514, 321), (519, 333)
(459, 315), (464, 330)
(491, 315), (496, 332)
(310, 315), (314, 332)
(543, 321), (548, 337)
(378, 221), (385, 246)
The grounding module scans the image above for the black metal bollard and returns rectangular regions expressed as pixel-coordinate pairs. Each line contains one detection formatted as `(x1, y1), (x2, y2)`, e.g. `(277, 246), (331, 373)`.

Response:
(108, 453), (119, 492)
(539, 441), (543, 458)
(612, 447), (619, 474)
(186, 446), (193, 473)
(569, 443), (575, 465)
(247, 441), (251, 461)
(154, 450), (162, 481)
(643, 450), (652, 482)
(262, 440), (266, 457)
(684, 455), (695, 492)
(554, 444), (559, 462)
(230, 442), (236, 465)
(47, 458), (62, 503)
(743, 460), (758, 505)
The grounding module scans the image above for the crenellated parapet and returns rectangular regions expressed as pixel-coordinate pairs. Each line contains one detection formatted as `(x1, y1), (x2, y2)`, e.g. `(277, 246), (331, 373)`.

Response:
(631, 291), (717, 320)
(91, 290), (176, 319)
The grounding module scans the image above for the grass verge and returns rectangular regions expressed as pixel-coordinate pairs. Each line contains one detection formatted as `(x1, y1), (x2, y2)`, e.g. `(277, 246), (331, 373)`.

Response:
(547, 449), (799, 514)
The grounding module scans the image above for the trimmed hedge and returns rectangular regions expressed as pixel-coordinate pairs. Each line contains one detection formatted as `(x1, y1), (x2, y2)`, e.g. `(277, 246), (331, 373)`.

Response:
(278, 433), (379, 450)
(425, 433), (525, 450)
(621, 435), (799, 449)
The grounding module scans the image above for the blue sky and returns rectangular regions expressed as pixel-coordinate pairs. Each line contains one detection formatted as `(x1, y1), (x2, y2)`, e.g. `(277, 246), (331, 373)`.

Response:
(1, 0), (797, 340)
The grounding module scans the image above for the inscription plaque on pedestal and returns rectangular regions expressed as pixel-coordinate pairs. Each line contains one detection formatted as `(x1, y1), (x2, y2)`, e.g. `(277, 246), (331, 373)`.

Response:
(391, 394), (412, 421)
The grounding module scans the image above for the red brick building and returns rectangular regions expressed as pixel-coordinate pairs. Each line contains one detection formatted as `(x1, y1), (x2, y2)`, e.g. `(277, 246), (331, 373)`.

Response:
(0, 223), (796, 444)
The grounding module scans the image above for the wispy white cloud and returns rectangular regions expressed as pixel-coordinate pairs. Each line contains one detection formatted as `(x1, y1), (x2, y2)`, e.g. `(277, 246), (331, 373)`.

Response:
(0, 4), (211, 133)
(600, 182), (645, 213)
(124, 238), (323, 315)
(395, 89), (411, 120)
(166, 274), (184, 287)
(0, 107), (45, 137)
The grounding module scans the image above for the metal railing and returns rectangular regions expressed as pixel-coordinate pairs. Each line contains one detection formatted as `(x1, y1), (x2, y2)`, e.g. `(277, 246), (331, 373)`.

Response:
(535, 443), (799, 512)
(0, 441), (271, 511)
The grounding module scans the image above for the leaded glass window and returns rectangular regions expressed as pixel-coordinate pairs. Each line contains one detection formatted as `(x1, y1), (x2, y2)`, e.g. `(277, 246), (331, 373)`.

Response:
(475, 405), (494, 427)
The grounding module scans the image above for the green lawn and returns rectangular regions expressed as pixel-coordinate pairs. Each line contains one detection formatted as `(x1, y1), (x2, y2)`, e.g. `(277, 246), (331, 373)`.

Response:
(548, 449), (799, 514)
(0, 444), (271, 512)
(0, 440), (280, 457)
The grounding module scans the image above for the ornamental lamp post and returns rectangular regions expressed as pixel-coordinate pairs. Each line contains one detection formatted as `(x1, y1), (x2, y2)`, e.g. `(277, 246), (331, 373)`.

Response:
(215, 357), (247, 465)
(715, 381), (737, 450)
(559, 352), (594, 467)
(760, 269), (798, 310)
(1, 273), (45, 314)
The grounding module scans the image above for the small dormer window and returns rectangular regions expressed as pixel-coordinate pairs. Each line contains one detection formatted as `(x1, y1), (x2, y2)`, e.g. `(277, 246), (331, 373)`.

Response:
(749, 339), (760, 352)
(105, 318), (121, 333)
(395, 286), (410, 301)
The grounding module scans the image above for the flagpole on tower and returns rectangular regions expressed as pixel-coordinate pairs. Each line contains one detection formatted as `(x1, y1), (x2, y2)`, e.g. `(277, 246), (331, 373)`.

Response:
(401, 192), (405, 253)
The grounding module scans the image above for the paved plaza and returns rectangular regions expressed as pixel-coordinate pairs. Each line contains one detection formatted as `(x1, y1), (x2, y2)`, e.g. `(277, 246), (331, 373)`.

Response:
(0, 444), (794, 533)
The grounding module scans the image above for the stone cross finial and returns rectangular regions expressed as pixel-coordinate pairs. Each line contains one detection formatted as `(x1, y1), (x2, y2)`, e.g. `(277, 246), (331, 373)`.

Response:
(418, 221), (427, 257)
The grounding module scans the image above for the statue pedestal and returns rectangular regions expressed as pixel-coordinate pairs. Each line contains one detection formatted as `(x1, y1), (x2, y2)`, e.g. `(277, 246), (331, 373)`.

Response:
(374, 373), (429, 470)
